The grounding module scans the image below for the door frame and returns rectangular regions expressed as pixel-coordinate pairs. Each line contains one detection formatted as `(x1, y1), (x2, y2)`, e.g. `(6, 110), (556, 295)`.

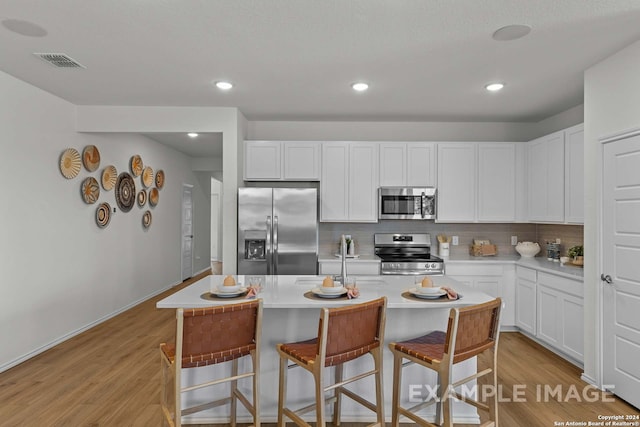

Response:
(598, 126), (640, 391)
(181, 183), (194, 281)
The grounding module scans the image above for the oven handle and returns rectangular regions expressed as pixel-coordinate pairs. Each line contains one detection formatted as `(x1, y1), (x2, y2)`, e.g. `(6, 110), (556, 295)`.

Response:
(380, 270), (444, 276)
(421, 191), (427, 218)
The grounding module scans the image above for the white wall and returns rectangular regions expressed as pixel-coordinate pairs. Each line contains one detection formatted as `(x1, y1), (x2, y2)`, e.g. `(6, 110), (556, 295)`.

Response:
(0, 71), (208, 371)
(584, 39), (640, 386)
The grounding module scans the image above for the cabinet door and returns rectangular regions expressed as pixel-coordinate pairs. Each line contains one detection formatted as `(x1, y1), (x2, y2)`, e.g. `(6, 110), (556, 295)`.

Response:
(437, 143), (476, 222)
(283, 142), (320, 180)
(320, 143), (349, 221)
(537, 285), (561, 347)
(349, 143), (379, 222)
(407, 143), (436, 187)
(516, 278), (537, 335)
(478, 143), (516, 221)
(564, 124), (584, 224)
(244, 141), (281, 180)
(560, 292), (584, 362)
(546, 132), (565, 221)
(379, 143), (406, 186)
(527, 137), (548, 221)
(527, 131), (565, 222)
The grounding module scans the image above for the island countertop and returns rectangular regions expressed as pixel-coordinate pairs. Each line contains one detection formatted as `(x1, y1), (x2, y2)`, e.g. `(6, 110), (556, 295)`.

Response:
(156, 274), (492, 309)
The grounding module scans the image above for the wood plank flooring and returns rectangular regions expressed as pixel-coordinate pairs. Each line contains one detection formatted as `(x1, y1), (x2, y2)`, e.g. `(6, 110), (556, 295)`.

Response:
(0, 272), (638, 426)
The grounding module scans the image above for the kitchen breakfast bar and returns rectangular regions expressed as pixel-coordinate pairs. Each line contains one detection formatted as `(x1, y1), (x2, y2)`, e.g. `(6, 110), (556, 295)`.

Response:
(156, 275), (495, 424)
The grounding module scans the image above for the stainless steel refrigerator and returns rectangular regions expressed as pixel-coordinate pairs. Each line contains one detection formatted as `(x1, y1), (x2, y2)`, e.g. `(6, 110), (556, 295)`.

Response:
(238, 187), (318, 275)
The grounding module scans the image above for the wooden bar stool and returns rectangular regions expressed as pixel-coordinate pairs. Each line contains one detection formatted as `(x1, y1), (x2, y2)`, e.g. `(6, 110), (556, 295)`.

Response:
(160, 299), (263, 427)
(276, 297), (387, 427)
(389, 298), (502, 427)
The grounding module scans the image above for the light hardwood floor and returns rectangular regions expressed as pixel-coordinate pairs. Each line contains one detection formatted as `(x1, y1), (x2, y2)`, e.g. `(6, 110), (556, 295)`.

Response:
(0, 272), (637, 426)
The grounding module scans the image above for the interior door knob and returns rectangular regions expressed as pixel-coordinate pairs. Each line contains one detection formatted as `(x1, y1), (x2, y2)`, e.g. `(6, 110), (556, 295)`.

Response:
(600, 274), (613, 284)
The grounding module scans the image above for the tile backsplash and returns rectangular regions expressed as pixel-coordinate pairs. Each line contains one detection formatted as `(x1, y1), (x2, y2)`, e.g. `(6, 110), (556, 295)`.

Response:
(319, 221), (583, 258)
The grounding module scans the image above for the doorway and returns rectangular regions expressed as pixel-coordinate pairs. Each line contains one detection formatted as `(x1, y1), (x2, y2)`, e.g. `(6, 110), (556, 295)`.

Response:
(181, 184), (194, 281)
(210, 177), (223, 274)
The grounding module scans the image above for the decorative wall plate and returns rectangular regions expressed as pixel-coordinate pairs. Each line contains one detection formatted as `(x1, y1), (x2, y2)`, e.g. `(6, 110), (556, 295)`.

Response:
(142, 166), (154, 187)
(149, 188), (159, 207)
(115, 172), (135, 212)
(96, 202), (111, 228)
(137, 189), (147, 207)
(81, 177), (100, 204)
(60, 148), (81, 179)
(155, 169), (165, 189)
(130, 155), (143, 177)
(101, 165), (117, 190)
(142, 210), (152, 228)
(82, 145), (101, 172)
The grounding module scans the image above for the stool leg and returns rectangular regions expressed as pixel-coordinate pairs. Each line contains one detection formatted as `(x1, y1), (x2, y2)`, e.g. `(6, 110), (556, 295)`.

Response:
(435, 373), (442, 426)
(490, 366), (498, 426)
(372, 349), (385, 426)
(440, 369), (452, 427)
(277, 355), (287, 427)
(252, 349), (261, 427)
(231, 358), (238, 427)
(333, 363), (343, 426)
(390, 352), (402, 427)
(314, 366), (326, 427)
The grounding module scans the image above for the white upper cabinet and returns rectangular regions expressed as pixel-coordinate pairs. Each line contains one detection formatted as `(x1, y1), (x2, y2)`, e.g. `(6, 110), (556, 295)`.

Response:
(478, 143), (517, 222)
(437, 143), (476, 222)
(527, 130), (565, 222)
(244, 141), (320, 181)
(321, 142), (378, 222)
(564, 124), (584, 224)
(379, 142), (436, 187)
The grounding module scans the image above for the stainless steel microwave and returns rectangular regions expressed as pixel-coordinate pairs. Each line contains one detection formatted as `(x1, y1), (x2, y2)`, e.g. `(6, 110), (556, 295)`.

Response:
(378, 187), (437, 220)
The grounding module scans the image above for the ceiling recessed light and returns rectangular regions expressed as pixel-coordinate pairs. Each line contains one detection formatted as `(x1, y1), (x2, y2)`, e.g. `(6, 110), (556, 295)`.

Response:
(215, 81), (233, 90)
(485, 83), (505, 92)
(492, 24), (532, 41)
(1, 19), (48, 37)
(351, 82), (369, 92)
(188, 133), (199, 138)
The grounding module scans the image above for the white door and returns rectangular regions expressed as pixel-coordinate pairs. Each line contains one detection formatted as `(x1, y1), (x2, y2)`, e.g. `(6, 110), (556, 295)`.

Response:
(181, 184), (194, 281)
(602, 131), (640, 408)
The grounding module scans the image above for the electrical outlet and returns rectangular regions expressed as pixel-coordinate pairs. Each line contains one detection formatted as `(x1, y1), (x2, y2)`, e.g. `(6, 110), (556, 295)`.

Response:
(511, 236), (518, 245)
(452, 236), (459, 246)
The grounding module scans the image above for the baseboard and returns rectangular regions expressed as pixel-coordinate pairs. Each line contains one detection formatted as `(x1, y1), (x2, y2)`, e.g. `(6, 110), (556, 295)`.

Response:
(0, 282), (177, 374)
(580, 373), (598, 388)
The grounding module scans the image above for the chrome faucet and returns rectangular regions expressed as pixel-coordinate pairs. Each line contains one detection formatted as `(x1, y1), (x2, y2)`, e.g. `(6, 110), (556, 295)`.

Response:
(340, 234), (348, 286)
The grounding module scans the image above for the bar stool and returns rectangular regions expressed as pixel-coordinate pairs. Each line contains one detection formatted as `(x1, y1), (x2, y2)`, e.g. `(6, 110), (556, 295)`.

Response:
(276, 296), (387, 427)
(160, 299), (263, 427)
(389, 298), (502, 427)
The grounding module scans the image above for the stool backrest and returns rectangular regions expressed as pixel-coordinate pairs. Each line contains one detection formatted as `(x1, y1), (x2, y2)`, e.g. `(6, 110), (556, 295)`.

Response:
(317, 297), (387, 366)
(445, 298), (501, 364)
(177, 300), (262, 368)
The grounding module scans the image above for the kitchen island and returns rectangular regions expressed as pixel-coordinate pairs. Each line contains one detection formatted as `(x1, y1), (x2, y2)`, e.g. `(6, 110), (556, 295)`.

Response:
(157, 275), (494, 424)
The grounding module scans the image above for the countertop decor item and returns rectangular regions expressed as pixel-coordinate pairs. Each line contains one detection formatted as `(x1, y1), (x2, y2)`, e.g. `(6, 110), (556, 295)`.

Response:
(137, 189), (147, 207)
(142, 210), (152, 228)
(142, 166), (154, 187)
(115, 172), (135, 212)
(80, 177), (100, 204)
(59, 148), (81, 179)
(82, 145), (100, 172)
(101, 165), (117, 190)
(515, 241), (540, 258)
(149, 188), (159, 207)
(96, 202), (111, 228)
(568, 246), (584, 266)
(130, 155), (143, 177)
(155, 169), (165, 189)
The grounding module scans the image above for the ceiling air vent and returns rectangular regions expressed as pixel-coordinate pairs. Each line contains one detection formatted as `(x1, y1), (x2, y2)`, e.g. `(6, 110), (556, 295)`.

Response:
(34, 53), (86, 68)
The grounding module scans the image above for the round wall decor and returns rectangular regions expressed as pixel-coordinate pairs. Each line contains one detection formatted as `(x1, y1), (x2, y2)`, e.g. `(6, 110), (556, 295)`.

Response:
(81, 177), (100, 204)
(130, 155), (143, 177)
(155, 169), (165, 189)
(149, 187), (159, 207)
(137, 189), (147, 207)
(60, 148), (81, 179)
(142, 210), (152, 228)
(82, 145), (101, 172)
(96, 202), (111, 228)
(101, 165), (117, 190)
(142, 166), (154, 188)
(115, 172), (135, 212)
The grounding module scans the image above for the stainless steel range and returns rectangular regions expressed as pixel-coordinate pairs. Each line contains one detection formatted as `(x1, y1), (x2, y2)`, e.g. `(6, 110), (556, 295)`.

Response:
(375, 233), (444, 275)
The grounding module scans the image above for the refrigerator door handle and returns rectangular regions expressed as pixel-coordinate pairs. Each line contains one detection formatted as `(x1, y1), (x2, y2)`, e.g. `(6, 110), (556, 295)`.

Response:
(273, 215), (279, 275)
(266, 216), (272, 275)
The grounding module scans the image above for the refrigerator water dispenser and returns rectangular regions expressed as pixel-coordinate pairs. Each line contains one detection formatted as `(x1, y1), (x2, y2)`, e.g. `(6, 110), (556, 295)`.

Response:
(243, 230), (266, 260)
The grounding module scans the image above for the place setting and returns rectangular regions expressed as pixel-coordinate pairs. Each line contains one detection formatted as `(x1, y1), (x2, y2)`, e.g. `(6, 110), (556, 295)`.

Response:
(304, 276), (360, 301)
(201, 275), (263, 301)
(401, 276), (462, 302)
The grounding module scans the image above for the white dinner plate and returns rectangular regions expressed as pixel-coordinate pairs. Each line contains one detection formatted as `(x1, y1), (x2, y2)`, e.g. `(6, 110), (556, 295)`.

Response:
(211, 286), (247, 298)
(216, 283), (244, 294)
(408, 287), (447, 299)
(311, 287), (348, 298)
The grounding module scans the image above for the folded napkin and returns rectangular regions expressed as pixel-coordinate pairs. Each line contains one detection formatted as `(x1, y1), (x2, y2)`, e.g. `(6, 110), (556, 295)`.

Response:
(347, 287), (360, 299)
(441, 286), (459, 300)
(245, 286), (260, 299)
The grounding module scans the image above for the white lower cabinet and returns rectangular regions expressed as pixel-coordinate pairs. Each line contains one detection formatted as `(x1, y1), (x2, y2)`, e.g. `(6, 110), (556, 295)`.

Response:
(318, 260), (380, 275)
(446, 262), (515, 328)
(515, 266), (584, 364)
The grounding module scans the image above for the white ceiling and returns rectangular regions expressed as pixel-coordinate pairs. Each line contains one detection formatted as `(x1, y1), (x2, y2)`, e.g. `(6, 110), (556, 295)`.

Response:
(2, 1), (640, 137)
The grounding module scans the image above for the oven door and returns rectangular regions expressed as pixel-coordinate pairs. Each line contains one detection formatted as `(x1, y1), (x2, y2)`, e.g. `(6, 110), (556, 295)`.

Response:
(378, 187), (436, 220)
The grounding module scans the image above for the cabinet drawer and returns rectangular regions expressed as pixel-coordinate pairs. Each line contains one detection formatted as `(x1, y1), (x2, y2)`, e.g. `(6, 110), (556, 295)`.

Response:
(516, 266), (537, 282)
(446, 263), (504, 276)
(538, 272), (583, 297)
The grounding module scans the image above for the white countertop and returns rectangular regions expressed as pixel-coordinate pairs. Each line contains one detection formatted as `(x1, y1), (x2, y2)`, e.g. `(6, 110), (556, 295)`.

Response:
(317, 254), (381, 262)
(156, 274), (493, 309)
(443, 254), (584, 279)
